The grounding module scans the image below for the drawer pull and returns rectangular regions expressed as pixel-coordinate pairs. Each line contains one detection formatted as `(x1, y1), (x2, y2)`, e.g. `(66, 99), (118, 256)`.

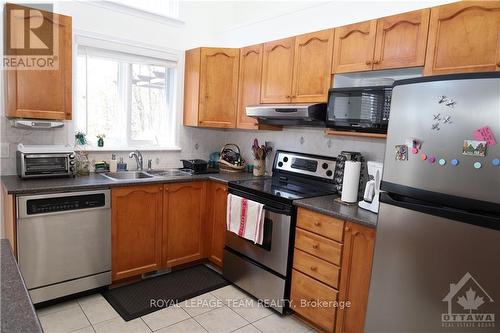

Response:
(310, 266), (318, 271)
(313, 221), (321, 227)
(312, 243), (319, 249)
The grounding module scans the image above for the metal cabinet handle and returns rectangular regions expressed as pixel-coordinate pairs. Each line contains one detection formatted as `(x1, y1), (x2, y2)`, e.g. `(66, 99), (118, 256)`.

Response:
(365, 60), (372, 65)
(314, 221), (321, 227)
(310, 266), (318, 271)
(373, 59), (380, 65)
(312, 243), (319, 249)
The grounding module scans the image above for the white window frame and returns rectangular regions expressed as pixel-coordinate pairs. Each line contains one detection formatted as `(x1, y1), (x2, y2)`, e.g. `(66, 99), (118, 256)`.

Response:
(73, 32), (183, 152)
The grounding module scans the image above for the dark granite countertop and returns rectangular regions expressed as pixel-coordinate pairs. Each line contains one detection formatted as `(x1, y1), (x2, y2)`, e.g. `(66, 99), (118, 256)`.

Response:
(293, 195), (378, 229)
(1, 239), (43, 333)
(1, 172), (259, 195)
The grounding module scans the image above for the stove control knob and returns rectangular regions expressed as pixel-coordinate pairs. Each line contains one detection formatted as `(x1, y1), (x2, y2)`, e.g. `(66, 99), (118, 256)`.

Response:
(326, 170), (333, 177)
(283, 157), (288, 162)
(278, 162), (283, 167)
(322, 163), (329, 169)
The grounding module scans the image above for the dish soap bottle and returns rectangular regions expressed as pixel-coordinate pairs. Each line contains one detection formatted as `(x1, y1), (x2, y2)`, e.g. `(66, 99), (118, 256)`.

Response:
(109, 154), (118, 172)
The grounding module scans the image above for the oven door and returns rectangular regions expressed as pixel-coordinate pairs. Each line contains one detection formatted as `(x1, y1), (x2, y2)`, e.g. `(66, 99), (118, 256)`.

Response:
(22, 154), (70, 177)
(225, 204), (292, 277)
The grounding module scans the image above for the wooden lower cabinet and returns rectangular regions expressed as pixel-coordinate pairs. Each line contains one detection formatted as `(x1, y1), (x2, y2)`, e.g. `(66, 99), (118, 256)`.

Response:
(291, 269), (338, 332)
(163, 182), (207, 267)
(335, 222), (376, 333)
(291, 208), (376, 333)
(207, 182), (228, 267)
(111, 185), (163, 281)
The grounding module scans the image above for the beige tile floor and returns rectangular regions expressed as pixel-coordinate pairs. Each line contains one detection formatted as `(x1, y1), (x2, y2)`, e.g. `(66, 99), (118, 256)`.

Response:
(36, 285), (315, 333)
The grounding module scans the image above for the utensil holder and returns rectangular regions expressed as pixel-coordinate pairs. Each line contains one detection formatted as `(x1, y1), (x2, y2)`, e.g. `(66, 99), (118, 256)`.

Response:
(253, 159), (265, 176)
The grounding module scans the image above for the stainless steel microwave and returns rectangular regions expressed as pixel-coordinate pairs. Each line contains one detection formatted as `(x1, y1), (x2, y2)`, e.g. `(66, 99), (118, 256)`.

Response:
(326, 86), (392, 133)
(16, 144), (76, 179)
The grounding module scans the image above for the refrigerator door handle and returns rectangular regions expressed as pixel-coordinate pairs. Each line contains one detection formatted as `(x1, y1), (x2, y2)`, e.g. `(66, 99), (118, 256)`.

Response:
(381, 192), (500, 231)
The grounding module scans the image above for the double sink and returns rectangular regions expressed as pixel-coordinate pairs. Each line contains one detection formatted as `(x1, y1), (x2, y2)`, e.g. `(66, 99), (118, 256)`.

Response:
(101, 169), (190, 181)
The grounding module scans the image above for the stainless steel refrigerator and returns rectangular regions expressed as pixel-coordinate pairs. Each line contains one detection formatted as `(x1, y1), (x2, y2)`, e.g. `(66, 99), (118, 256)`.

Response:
(365, 73), (500, 333)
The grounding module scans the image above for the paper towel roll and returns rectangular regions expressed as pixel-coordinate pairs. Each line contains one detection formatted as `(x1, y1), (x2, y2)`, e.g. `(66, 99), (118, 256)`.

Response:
(341, 161), (361, 203)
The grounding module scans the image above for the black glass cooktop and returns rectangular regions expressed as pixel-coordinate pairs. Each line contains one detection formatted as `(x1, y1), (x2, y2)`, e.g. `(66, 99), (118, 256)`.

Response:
(229, 176), (336, 202)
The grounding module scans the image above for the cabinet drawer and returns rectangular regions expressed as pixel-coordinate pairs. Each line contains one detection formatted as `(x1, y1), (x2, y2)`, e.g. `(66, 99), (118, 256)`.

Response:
(295, 228), (342, 265)
(297, 208), (344, 242)
(290, 269), (337, 332)
(293, 249), (340, 289)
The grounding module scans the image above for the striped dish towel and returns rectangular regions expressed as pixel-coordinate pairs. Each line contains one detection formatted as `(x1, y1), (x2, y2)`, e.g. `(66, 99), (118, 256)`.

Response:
(227, 194), (265, 245)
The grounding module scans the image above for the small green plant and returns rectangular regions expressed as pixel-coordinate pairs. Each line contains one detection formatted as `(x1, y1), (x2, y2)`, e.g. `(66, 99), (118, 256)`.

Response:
(75, 131), (88, 146)
(96, 134), (106, 147)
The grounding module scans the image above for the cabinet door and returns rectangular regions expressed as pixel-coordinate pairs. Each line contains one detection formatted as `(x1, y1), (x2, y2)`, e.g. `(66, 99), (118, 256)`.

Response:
(208, 182), (228, 267)
(335, 222), (376, 333)
(183, 48), (201, 127)
(292, 29), (334, 103)
(373, 9), (430, 70)
(163, 182), (206, 267)
(112, 185), (163, 281)
(237, 44), (263, 129)
(199, 48), (239, 128)
(261, 37), (295, 103)
(424, 1), (500, 75)
(332, 20), (377, 73)
(6, 4), (72, 120)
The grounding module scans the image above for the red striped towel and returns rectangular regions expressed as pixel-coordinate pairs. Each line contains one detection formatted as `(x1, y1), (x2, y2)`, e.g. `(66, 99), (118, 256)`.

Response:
(227, 194), (265, 245)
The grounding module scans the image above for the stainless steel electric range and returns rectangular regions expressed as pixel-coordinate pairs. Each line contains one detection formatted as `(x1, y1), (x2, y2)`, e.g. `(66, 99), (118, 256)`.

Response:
(223, 150), (337, 314)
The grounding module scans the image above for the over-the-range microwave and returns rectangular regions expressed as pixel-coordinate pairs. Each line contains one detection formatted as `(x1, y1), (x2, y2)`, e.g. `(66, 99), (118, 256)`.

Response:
(326, 86), (392, 133)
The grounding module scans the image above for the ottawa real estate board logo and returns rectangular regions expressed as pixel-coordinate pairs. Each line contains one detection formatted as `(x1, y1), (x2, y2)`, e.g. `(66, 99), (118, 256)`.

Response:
(4, 3), (59, 70)
(442, 272), (495, 329)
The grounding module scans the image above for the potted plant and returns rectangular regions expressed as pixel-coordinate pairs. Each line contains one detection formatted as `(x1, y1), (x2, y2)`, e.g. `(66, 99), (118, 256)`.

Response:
(75, 131), (88, 146)
(96, 134), (106, 147)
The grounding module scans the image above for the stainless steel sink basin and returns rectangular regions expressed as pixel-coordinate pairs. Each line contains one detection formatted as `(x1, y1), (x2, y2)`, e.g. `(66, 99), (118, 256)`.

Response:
(101, 171), (154, 180)
(101, 169), (190, 181)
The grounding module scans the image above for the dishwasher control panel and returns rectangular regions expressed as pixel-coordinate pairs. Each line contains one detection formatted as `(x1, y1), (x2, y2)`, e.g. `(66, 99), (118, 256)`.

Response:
(26, 193), (106, 215)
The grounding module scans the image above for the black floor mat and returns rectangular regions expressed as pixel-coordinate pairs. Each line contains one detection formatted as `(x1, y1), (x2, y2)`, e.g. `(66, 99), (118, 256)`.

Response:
(102, 265), (229, 321)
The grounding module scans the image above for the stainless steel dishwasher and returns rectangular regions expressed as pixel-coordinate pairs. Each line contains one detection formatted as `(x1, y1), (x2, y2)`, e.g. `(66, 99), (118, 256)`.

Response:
(17, 190), (111, 304)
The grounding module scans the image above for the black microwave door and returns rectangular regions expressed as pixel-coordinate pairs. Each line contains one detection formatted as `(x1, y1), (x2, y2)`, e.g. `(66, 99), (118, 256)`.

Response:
(326, 88), (390, 132)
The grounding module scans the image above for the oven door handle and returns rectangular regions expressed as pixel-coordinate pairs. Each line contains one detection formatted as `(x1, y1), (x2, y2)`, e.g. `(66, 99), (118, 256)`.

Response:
(263, 205), (291, 215)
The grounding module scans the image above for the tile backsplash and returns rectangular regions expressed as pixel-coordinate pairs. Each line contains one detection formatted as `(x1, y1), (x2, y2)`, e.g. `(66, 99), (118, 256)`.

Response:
(0, 114), (386, 175)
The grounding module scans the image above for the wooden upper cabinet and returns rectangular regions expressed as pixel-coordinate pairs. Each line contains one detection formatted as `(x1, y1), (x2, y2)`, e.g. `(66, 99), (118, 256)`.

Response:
(424, 1), (500, 75)
(237, 44), (263, 129)
(332, 20), (377, 73)
(373, 9), (430, 70)
(163, 182), (207, 267)
(292, 29), (334, 103)
(207, 182), (228, 267)
(183, 47), (239, 128)
(199, 48), (240, 127)
(111, 185), (163, 281)
(261, 37), (295, 103)
(335, 222), (376, 333)
(5, 4), (72, 120)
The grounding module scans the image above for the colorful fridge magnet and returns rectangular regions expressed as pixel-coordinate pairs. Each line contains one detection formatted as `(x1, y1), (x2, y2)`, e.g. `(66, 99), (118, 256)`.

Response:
(462, 140), (487, 157)
(473, 162), (482, 169)
(406, 138), (422, 154)
(473, 126), (497, 146)
(443, 116), (452, 124)
(395, 145), (408, 161)
(492, 158), (500, 167)
(428, 155), (436, 164)
(438, 159), (446, 166)
(451, 159), (459, 166)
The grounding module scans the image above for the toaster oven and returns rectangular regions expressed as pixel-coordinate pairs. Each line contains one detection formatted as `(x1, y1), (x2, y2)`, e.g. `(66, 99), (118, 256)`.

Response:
(17, 144), (76, 179)
(326, 86), (392, 133)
